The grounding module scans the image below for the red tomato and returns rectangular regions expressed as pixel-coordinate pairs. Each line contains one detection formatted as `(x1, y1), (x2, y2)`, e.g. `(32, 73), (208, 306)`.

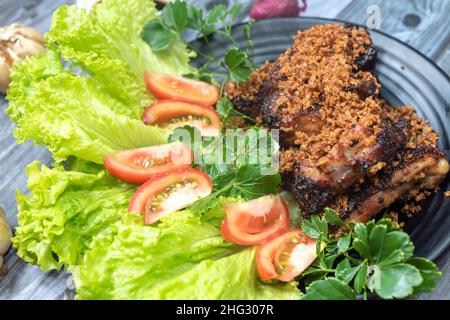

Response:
(103, 142), (193, 184)
(142, 100), (222, 136)
(128, 167), (212, 224)
(256, 229), (317, 282)
(144, 72), (219, 106)
(220, 195), (290, 246)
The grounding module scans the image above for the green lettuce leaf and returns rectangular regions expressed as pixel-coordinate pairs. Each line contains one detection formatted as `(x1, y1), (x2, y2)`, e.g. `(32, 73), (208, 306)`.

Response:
(46, 0), (195, 110)
(8, 54), (169, 163)
(73, 201), (300, 300)
(7, 0), (194, 164)
(12, 161), (136, 270)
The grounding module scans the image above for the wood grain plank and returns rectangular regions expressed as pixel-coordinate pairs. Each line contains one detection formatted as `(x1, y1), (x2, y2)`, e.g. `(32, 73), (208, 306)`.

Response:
(0, 0), (76, 33)
(0, 0), (73, 300)
(303, 0), (353, 19)
(337, 0), (450, 59)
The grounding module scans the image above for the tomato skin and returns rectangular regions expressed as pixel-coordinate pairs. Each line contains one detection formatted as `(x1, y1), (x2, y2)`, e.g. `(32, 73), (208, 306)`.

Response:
(256, 229), (317, 282)
(103, 142), (193, 184)
(128, 167), (212, 224)
(256, 230), (302, 281)
(220, 195), (290, 246)
(142, 100), (222, 136)
(274, 236), (318, 282)
(144, 72), (219, 106)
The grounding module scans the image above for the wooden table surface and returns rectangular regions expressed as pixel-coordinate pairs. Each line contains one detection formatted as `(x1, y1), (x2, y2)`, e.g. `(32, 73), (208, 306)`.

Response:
(1, 0), (449, 300)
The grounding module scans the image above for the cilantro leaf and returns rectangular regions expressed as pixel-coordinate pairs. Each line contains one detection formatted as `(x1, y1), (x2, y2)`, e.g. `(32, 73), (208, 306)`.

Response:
(323, 208), (344, 226)
(408, 257), (442, 294)
(354, 260), (368, 294)
(301, 215), (328, 240)
(352, 223), (369, 259)
(142, 20), (176, 51)
(188, 128), (281, 215)
(377, 231), (415, 266)
(221, 48), (252, 82)
(186, 5), (203, 30)
(336, 258), (361, 284)
(226, 3), (244, 22)
(161, 0), (188, 33)
(203, 5), (226, 35)
(300, 211), (440, 300)
(232, 164), (281, 198)
(216, 97), (234, 125)
(368, 224), (388, 264)
(367, 263), (422, 299)
(337, 234), (351, 253)
(302, 278), (357, 300)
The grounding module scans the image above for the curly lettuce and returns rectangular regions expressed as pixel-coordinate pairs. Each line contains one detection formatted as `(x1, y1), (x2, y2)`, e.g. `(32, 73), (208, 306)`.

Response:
(6, 0), (194, 164)
(72, 201), (300, 300)
(12, 161), (136, 270)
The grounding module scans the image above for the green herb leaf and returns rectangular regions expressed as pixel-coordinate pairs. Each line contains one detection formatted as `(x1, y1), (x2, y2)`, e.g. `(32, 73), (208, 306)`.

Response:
(232, 164), (281, 198)
(204, 5), (226, 34)
(302, 278), (357, 300)
(216, 97), (234, 124)
(336, 258), (360, 284)
(227, 3), (244, 21)
(142, 20), (177, 51)
(186, 5), (203, 31)
(302, 215), (328, 240)
(354, 260), (368, 294)
(324, 208), (344, 226)
(243, 19), (254, 50)
(324, 252), (339, 269)
(367, 263), (423, 299)
(377, 231), (415, 266)
(337, 234), (351, 253)
(221, 48), (252, 82)
(408, 257), (442, 294)
(368, 224), (388, 264)
(189, 128), (281, 215)
(352, 223), (369, 259)
(161, 0), (188, 33)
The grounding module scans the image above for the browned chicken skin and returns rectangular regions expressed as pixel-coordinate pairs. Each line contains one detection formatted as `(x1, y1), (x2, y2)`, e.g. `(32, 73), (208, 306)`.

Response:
(343, 147), (449, 223)
(287, 119), (409, 215)
(225, 24), (449, 224)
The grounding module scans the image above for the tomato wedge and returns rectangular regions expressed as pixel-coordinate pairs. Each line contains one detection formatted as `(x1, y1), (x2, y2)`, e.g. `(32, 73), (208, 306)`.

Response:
(142, 100), (221, 136)
(128, 167), (212, 224)
(256, 229), (317, 282)
(103, 142), (193, 184)
(220, 195), (290, 246)
(144, 72), (219, 106)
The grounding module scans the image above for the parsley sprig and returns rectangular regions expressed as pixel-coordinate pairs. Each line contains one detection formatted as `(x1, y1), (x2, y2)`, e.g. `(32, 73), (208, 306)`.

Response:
(168, 126), (281, 214)
(141, 0), (255, 89)
(299, 209), (441, 300)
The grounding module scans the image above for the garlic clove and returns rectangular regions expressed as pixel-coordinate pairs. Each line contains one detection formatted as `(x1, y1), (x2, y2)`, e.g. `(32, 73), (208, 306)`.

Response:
(0, 207), (11, 273)
(0, 208), (11, 256)
(13, 24), (45, 44)
(10, 36), (46, 60)
(0, 23), (45, 94)
(0, 55), (11, 94)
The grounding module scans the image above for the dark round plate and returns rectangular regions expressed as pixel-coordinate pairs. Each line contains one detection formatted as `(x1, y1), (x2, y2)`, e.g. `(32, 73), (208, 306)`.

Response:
(192, 17), (450, 261)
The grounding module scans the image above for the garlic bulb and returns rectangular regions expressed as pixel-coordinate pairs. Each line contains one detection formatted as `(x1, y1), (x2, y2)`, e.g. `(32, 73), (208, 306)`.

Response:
(0, 208), (12, 273)
(0, 23), (45, 93)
